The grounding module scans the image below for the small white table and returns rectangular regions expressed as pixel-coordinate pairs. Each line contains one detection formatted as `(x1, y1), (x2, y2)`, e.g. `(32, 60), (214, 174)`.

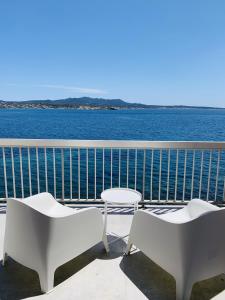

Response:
(101, 188), (142, 237)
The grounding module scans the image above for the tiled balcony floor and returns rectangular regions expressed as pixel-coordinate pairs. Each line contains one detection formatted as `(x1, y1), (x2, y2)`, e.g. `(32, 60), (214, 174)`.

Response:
(0, 205), (225, 300)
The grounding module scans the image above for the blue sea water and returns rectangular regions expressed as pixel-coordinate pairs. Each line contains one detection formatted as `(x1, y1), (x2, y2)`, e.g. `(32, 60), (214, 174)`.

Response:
(0, 108), (225, 140)
(0, 108), (225, 201)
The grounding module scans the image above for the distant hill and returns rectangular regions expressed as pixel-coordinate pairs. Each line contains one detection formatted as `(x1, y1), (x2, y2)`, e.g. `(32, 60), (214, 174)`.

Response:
(0, 97), (222, 109)
(18, 97), (149, 108)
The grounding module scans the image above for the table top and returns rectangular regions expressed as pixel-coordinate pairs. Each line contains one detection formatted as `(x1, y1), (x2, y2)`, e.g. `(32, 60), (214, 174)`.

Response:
(101, 188), (142, 205)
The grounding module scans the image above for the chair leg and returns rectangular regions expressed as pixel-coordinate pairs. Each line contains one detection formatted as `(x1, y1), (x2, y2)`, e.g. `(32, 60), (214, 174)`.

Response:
(2, 252), (7, 266)
(176, 278), (193, 300)
(125, 239), (133, 255)
(38, 268), (55, 293)
(103, 232), (109, 253)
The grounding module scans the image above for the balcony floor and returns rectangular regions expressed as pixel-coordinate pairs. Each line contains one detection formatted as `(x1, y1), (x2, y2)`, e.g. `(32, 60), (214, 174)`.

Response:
(0, 205), (225, 300)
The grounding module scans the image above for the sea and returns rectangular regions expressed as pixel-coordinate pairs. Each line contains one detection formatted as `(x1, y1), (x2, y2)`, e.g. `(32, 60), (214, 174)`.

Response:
(0, 108), (225, 141)
(0, 108), (225, 201)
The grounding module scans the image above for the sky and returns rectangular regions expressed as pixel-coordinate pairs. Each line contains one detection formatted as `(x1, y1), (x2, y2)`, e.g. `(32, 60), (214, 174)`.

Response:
(0, 0), (225, 107)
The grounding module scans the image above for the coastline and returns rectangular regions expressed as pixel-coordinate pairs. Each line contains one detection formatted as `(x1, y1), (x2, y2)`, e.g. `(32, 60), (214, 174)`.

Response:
(0, 104), (224, 110)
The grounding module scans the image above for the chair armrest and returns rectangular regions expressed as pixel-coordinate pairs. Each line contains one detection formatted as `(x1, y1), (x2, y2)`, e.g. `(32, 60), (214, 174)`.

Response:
(47, 207), (104, 266)
(50, 207), (103, 237)
(129, 210), (193, 276)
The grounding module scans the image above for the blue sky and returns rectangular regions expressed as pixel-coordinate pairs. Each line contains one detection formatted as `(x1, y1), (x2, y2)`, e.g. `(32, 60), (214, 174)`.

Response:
(0, 0), (225, 106)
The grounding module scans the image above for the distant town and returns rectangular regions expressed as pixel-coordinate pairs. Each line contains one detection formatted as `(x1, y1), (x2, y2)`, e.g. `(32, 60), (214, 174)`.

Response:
(0, 97), (222, 110)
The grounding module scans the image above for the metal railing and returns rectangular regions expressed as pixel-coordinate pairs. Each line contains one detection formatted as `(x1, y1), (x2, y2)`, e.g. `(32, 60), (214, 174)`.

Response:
(0, 139), (225, 204)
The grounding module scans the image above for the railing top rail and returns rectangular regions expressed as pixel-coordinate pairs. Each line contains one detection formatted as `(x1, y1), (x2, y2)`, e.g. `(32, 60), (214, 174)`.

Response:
(0, 139), (225, 149)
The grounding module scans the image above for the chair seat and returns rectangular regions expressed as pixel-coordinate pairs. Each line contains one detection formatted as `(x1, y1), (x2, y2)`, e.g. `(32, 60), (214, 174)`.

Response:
(157, 198), (220, 224)
(159, 207), (191, 223)
(47, 203), (76, 217)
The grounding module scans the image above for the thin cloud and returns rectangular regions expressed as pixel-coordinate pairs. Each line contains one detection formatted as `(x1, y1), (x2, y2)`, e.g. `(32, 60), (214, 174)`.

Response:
(37, 84), (107, 94)
(7, 83), (107, 95)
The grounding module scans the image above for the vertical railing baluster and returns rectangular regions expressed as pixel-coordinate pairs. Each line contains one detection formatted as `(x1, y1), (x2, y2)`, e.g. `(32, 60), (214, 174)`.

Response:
(94, 148), (97, 200)
(103, 148), (105, 191)
(127, 149), (129, 188)
(61, 148), (64, 201)
(11, 147), (16, 198)
(19, 147), (24, 198)
(174, 150), (179, 202)
(36, 147), (40, 194)
(191, 150), (196, 199)
(166, 149), (170, 201)
(110, 148), (112, 189)
(182, 150), (187, 201)
(2, 147), (8, 199)
(119, 148), (121, 188)
(70, 148), (72, 200)
(134, 149), (137, 191)
(150, 149), (154, 201)
(53, 148), (56, 199)
(28, 147), (32, 196)
(158, 149), (162, 202)
(78, 148), (80, 200)
(44, 147), (48, 192)
(215, 150), (220, 201)
(142, 149), (146, 201)
(3, 141), (225, 204)
(199, 151), (204, 199)
(207, 150), (212, 201)
(86, 148), (89, 200)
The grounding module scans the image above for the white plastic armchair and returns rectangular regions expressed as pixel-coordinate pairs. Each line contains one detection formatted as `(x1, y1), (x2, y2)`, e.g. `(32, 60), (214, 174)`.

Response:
(126, 199), (225, 300)
(3, 192), (108, 293)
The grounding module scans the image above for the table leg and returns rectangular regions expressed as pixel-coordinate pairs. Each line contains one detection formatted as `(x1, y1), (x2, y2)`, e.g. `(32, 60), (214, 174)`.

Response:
(104, 201), (108, 234)
(134, 202), (138, 212)
(103, 201), (109, 253)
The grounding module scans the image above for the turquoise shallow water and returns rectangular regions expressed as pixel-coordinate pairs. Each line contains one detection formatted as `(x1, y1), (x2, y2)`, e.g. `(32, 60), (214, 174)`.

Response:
(0, 108), (225, 201)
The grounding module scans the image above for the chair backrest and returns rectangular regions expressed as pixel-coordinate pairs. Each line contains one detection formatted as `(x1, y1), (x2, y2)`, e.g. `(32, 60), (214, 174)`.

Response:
(4, 193), (57, 254)
(4, 196), (51, 268)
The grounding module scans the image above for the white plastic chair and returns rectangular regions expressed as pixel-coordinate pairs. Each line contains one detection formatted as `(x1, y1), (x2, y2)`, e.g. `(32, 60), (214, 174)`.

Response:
(126, 199), (225, 300)
(2, 192), (108, 293)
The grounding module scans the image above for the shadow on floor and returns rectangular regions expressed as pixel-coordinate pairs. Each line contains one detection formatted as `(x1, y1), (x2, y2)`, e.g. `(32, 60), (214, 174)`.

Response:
(120, 251), (225, 300)
(100, 234), (127, 260)
(0, 239), (110, 300)
(120, 251), (175, 300)
(0, 257), (42, 300)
